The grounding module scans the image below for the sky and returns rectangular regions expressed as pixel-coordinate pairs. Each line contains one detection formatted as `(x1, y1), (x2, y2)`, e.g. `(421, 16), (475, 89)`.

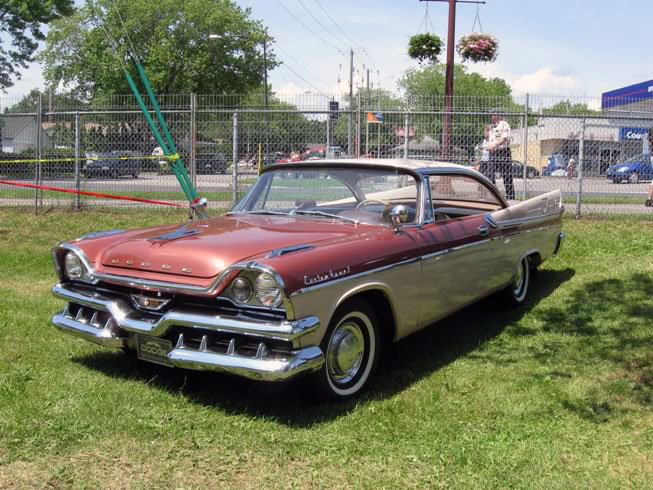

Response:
(4, 0), (653, 102)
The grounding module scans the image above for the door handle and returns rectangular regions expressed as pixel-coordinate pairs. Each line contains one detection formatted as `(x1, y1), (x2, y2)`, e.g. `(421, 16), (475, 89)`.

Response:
(478, 225), (489, 236)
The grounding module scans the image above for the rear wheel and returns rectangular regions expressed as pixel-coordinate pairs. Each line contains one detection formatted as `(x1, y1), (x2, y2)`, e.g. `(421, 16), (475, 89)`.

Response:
(502, 256), (531, 306)
(309, 299), (380, 401)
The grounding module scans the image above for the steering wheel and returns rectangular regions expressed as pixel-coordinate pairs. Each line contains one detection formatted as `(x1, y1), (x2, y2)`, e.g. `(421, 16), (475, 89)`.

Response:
(355, 199), (390, 210)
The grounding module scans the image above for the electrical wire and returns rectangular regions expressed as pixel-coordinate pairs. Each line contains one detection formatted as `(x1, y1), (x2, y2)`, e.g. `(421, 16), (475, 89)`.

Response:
(296, 0), (348, 49)
(311, 0), (379, 72)
(274, 0), (346, 55)
(109, 0), (139, 62)
(273, 42), (331, 88)
(278, 62), (329, 97)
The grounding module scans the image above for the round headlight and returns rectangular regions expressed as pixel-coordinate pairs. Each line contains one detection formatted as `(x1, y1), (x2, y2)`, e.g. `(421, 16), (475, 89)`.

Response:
(64, 252), (84, 280)
(231, 276), (253, 303)
(255, 272), (282, 308)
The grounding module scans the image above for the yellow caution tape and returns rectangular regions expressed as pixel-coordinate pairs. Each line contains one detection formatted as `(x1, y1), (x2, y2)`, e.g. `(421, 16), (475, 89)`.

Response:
(0, 154), (179, 165)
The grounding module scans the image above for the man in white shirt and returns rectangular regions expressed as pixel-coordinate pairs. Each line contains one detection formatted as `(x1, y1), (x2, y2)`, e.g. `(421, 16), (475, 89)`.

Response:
(487, 109), (515, 200)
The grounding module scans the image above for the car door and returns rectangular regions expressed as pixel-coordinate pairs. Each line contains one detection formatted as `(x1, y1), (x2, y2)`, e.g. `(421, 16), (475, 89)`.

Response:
(417, 174), (498, 327)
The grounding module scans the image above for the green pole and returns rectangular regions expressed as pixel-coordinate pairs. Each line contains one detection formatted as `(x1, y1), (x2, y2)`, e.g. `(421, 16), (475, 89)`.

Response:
(135, 63), (198, 202)
(123, 71), (194, 202)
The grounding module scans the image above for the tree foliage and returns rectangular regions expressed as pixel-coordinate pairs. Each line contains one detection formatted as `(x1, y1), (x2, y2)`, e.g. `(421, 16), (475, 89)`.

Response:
(40, 0), (276, 100)
(0, 0), (74, 92)
(398, 64), (514, 160)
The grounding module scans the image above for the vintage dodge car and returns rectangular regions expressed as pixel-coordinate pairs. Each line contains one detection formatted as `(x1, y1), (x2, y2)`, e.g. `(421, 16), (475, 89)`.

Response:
(51, 159), (565, 400)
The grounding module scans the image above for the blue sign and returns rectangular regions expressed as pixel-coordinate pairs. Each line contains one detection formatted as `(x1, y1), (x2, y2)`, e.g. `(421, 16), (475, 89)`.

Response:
(619, 127), (649, 141)
(602, 80), (653, 110)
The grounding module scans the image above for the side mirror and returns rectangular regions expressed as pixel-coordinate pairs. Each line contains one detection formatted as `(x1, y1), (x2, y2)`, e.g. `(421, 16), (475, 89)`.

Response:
(389, 205), (408, 232)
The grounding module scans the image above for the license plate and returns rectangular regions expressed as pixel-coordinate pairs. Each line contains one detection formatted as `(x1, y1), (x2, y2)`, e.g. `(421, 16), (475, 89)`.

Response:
(136, 335), (173, 367)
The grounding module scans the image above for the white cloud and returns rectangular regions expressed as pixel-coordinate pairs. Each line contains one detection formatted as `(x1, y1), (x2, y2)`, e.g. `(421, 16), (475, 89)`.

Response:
(4, 61), (45, 100)
(511, 68), (584, 96)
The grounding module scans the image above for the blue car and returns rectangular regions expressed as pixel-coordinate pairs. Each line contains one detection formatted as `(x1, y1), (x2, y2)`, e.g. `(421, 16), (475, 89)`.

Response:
(606, 153), (653, 184)
(542, 153), (568, 177)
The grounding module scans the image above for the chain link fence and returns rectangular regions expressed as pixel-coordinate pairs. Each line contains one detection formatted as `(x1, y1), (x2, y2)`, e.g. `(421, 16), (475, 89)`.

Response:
(1, 93), (652, 216)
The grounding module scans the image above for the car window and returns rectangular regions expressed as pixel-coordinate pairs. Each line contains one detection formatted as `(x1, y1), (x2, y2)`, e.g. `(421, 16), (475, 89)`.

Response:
(428, 174), (501, 213)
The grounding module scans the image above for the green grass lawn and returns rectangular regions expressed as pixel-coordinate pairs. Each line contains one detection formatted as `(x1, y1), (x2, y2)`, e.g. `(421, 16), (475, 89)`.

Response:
(0, 209), (651, 488)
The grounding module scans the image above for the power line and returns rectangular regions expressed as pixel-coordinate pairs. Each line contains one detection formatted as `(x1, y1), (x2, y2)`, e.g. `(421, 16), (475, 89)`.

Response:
(273, 41), (331, 87)
(296, 0), (349, 50)
(273, 0), (346, 55)
(312, 0), (379, 72)
(278, 62), (329, 97)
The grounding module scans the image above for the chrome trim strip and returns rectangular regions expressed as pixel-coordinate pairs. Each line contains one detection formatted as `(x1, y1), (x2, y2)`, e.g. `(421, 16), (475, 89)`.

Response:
(168, 345), (324, 381)
(484, 212), (562, 230)
(266, 244), (315, 258)
(291, 255), (421, 297)
(51, 283), (319, 342)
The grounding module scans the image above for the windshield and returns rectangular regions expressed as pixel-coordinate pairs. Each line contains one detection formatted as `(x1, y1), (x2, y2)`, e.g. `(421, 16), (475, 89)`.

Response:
(231, 167), (421, 226)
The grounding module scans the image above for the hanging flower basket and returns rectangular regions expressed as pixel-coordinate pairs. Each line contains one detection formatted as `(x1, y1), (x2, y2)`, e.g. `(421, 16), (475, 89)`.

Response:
(408, 33), (443, 65)
(456, 33), (499, 63)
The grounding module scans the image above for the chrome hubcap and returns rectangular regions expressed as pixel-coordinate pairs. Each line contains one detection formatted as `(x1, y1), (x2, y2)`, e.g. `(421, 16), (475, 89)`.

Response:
(327, 322), (364, 384)
(513, 262), (524, 296)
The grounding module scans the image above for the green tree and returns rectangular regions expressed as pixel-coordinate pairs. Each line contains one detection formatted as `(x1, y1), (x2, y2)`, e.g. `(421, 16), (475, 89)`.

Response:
(0, 0), (74, 92)
(542, 100), (598, 115)
(398, 64), (515, 161)
(40, 0), (276, 100)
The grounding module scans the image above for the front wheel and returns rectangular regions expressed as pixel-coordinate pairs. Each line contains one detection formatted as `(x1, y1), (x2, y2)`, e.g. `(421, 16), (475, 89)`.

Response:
(501, 256), (531, 306)
(628, 172), (639, 184)
(309, 299), (380, 401)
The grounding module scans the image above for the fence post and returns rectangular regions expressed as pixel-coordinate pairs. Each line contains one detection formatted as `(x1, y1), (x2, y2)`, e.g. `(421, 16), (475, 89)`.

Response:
(74, 112), (81, 210)
(190, 93), (197, 188)
(403, 112), (409, 159)
(232, 110), (239, 204)
(576, 117), (586, 219)
(523, 93), (529, 200)
(355, 92), (361, 157)
(34, 94), (42, 214)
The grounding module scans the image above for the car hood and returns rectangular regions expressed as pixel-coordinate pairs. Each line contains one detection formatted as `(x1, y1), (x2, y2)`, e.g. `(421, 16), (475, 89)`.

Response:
(96, 214), (382, 279)
(607, 164), (632, 171)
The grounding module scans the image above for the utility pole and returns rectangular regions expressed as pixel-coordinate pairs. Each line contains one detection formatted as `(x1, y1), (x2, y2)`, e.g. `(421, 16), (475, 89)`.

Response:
(348, 48), (353, 156)
(419, 0), (485, 161)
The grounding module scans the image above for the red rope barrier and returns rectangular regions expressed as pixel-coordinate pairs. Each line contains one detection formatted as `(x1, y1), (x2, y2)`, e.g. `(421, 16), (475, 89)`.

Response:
(0, 180), (185, 208)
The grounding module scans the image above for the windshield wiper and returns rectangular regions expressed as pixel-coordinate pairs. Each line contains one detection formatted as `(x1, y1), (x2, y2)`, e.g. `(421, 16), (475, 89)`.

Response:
(293, 209), (359, 224)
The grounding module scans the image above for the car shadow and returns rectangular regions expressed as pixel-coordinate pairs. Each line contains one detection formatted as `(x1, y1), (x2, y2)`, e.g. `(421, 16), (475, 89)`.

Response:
(72, 267), (575, 427)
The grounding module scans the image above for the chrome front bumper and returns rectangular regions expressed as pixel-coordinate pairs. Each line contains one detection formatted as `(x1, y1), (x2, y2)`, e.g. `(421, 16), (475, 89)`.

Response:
(51, 283), (324, 381)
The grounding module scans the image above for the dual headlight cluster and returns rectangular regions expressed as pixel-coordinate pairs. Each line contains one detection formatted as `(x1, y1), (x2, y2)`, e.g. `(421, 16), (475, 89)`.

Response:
(229, 271), (283, 308)
(63, 252), (91, 281)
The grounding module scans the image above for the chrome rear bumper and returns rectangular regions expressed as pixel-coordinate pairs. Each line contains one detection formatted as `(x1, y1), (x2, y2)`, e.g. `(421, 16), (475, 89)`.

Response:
(51, 283), (324, 381)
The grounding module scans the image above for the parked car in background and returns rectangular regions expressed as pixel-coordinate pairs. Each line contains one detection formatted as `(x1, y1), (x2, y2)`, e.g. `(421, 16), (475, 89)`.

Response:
(51, 159), (565, 400)
(196, 153), (227, 174)
(606, 153), (653, 183)
(541, 153), (568, 177)
(84, 151), (141, 179)
(496, 161), (540, 179)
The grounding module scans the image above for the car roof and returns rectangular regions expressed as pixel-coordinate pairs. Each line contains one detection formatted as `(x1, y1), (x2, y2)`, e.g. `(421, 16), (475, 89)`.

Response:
(267, 158), (471, 173)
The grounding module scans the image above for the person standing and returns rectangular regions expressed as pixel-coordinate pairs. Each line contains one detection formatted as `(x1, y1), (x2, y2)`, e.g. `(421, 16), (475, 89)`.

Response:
(479, 124), (495, 185)
(487, 109), (515, 200)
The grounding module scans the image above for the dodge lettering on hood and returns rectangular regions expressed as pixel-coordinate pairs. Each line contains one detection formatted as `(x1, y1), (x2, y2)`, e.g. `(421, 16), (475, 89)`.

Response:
(51, 159), (565, 400)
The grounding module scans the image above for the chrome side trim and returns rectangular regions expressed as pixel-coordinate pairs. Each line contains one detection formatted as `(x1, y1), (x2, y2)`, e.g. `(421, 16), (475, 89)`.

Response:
(168, 345), (324, 381)
(291, 255), (421, 297)
(266, 244), (315, 257)
(484, 212), (562, 230)
(51, 283), (319, 342)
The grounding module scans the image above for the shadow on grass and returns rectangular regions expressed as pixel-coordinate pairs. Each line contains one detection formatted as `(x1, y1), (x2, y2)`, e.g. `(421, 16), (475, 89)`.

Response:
(532, 272), (653, 422)
(72, 268), (574, 427)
